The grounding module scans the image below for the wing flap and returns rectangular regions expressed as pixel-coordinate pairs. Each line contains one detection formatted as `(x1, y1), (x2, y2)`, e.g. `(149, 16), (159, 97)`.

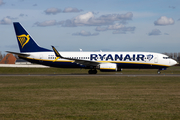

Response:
(74, 59), (99, 66)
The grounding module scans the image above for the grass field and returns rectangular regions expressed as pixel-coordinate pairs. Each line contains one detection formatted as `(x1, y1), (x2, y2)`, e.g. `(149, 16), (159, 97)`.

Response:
(0, 67), (180, 120)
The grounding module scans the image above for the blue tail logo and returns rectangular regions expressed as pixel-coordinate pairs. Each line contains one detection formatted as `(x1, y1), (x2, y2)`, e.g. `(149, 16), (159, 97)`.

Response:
(13, 22), (51, 52)
(17, 34), (30, 48)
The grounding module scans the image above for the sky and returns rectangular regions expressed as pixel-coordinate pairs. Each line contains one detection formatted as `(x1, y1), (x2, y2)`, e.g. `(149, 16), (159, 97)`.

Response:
(0, 0), (180, 54)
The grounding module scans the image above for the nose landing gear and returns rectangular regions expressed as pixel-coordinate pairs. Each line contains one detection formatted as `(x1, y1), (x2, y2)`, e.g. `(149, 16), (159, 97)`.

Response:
(157, 68), (167, 74)
(157, 70), (161, 74)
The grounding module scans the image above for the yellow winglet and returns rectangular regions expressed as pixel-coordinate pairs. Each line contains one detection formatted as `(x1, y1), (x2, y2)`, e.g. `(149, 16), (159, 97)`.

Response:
(53, 57), (60, 62)
(51, 46), (62, 58)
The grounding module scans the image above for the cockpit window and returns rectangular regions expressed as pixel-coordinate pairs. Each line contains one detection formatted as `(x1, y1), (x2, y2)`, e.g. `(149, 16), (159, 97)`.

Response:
(163, 57), (170, 59)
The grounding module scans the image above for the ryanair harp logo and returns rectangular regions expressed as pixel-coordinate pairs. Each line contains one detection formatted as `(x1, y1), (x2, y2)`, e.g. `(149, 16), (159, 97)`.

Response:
(17, 34), (30, 48)
(147, 54), (153, 61)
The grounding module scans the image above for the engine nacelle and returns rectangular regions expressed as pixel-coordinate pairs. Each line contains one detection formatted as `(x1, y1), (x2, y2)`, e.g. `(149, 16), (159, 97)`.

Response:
(99, 63), (117, 72)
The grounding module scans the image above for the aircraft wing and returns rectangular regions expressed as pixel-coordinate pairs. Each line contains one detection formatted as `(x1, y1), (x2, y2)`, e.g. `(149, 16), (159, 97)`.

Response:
(6, 51), (30, 57)
(73, 59), (99, 66)
(51, 46), (100, 66)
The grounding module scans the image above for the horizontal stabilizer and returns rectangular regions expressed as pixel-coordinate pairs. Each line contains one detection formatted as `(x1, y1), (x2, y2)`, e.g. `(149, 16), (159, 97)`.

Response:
(6, 51), (30, 57)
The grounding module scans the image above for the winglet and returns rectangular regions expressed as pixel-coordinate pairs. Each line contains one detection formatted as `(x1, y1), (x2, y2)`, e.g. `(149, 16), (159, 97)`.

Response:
(51, 46), (63, 62)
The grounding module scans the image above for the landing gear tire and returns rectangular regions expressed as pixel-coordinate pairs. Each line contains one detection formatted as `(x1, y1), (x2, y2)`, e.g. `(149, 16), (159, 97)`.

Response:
(157, 70), (161, 74)
(88, 69), (97, 74)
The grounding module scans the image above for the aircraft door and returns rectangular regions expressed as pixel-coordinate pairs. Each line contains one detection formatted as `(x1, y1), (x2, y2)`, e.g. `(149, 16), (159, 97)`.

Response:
(39, 54), (43, 62)
(154, 55), (158, 63)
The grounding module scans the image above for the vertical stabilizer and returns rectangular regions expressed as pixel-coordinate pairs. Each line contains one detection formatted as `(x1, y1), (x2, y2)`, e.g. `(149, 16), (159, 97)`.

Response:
(13, 22), (51, 52)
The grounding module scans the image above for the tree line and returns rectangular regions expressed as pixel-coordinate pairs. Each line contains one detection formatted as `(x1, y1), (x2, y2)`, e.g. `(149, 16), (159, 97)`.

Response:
(0, 52), (6, 61)
(163, 52), (180, 61)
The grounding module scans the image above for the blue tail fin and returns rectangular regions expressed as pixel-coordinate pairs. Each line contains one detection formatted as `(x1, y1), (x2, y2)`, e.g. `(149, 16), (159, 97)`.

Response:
(13, 22), (51, 52)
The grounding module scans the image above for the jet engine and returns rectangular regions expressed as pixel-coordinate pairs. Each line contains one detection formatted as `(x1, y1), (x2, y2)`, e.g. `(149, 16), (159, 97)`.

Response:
(98, 63), (117, 72)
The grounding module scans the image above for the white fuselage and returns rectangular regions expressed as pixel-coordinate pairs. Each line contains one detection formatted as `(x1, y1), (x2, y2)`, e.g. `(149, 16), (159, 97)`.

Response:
(20, 51), (177, 69)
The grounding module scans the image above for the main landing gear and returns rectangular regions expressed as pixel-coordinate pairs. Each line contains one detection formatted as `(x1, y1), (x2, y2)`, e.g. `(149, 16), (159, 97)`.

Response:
(88, 69), (97, 74)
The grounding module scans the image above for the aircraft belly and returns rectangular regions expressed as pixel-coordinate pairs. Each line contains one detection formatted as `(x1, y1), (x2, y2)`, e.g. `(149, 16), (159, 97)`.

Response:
(116, 62), (167, 69)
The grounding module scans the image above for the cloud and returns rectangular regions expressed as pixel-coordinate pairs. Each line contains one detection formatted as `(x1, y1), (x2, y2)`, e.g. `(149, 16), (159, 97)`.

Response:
(44, 8), (61, 15)
(19, 13), (28, 17)
(148, 29), (161, 36)
(34, 11), (135, 34)
(95, 24), (134, 31)
(35, 12), (133, 27)
(0, 0), (5, 6)
(73, 12), (95, 26)
(154, 16), (174, 26)
(34, 20), (57, 27)
(95, 23), (135, 34)
(60, 19), (76, 27)
(33, 4), (37, 6)
(63, 7), (83, 13)
(112, 27), (135, 34)
(61, 12), (133, 27)
(99, 12), (133, 21)
(107, 23), (125, 30)
(169, 6), (175, 9)
(0, 17), (12, 25)
(72, 30), (99, 36)
(6, 16), (18, 20)
(60, 12), (99, 26)
(0, 15), (19, 25)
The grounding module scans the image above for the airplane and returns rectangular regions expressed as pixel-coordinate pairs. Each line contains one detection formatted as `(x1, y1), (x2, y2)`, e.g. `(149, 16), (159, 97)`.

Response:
(7, 22), (177, 74)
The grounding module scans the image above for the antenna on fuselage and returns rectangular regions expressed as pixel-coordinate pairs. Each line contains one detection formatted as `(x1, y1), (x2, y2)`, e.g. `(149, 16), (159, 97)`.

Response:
(79, 48), (83, 52)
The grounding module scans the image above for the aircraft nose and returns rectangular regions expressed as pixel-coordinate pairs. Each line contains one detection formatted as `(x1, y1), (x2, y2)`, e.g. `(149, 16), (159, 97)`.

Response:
(171, 59), (178, 66)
